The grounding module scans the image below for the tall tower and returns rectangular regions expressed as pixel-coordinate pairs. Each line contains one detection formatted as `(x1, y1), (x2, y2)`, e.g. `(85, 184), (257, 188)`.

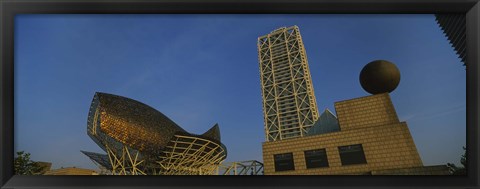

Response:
(257, 26), (319, 142)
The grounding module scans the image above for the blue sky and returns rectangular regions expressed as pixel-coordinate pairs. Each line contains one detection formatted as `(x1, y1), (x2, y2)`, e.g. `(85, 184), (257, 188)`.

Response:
(14, 14), (465, 171)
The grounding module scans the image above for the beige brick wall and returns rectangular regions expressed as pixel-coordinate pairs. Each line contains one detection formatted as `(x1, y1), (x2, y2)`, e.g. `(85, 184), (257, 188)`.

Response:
(262, 93), (423, 175)
(335, 93), (399, 131)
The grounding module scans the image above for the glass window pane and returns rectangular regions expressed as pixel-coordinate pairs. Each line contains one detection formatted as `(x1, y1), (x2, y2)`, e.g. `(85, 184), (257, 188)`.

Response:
(274, 153), (295, 171)
(304, 149), (329, 168)
(338, 144), (367, 165)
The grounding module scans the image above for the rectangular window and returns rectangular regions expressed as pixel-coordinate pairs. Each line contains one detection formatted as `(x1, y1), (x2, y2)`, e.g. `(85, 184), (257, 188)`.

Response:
(304, 149), (329, 168)
(274, 153), (295, 171)
(338, 144), (367, 165)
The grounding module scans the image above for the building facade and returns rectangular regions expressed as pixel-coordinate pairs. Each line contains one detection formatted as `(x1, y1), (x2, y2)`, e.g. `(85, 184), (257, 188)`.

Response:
(257, 26), (319, 141)
(435, 14), (467, 66)
(44, 167), (99, 175)
(262, 93), (425, 175)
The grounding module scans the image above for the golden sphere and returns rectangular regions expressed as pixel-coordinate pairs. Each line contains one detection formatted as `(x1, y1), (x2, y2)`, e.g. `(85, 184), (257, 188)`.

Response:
(359, 60), (401, 94)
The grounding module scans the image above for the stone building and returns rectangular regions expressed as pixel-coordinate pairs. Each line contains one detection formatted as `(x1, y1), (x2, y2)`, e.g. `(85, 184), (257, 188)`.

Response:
(262, 93), (448, 175)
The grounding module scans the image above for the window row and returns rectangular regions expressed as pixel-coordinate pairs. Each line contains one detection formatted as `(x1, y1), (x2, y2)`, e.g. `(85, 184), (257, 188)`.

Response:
(274, 144), (367, 172)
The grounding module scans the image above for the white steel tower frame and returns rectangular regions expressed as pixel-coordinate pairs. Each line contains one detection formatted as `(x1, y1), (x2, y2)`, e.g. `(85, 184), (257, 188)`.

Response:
(258, 26), (319, 141)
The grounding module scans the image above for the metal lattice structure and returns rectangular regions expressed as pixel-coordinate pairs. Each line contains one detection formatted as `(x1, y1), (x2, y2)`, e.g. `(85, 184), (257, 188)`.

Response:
(83, 92), (227, 175)
(105, 145), (148, 175)
(257, 26), (319, 141)
(157, 135), (227, 175)
(218, 160), (264, 175)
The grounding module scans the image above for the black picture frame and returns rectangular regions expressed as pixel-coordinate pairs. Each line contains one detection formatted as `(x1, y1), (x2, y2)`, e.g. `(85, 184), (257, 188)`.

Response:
(1, 0), (479, 188)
